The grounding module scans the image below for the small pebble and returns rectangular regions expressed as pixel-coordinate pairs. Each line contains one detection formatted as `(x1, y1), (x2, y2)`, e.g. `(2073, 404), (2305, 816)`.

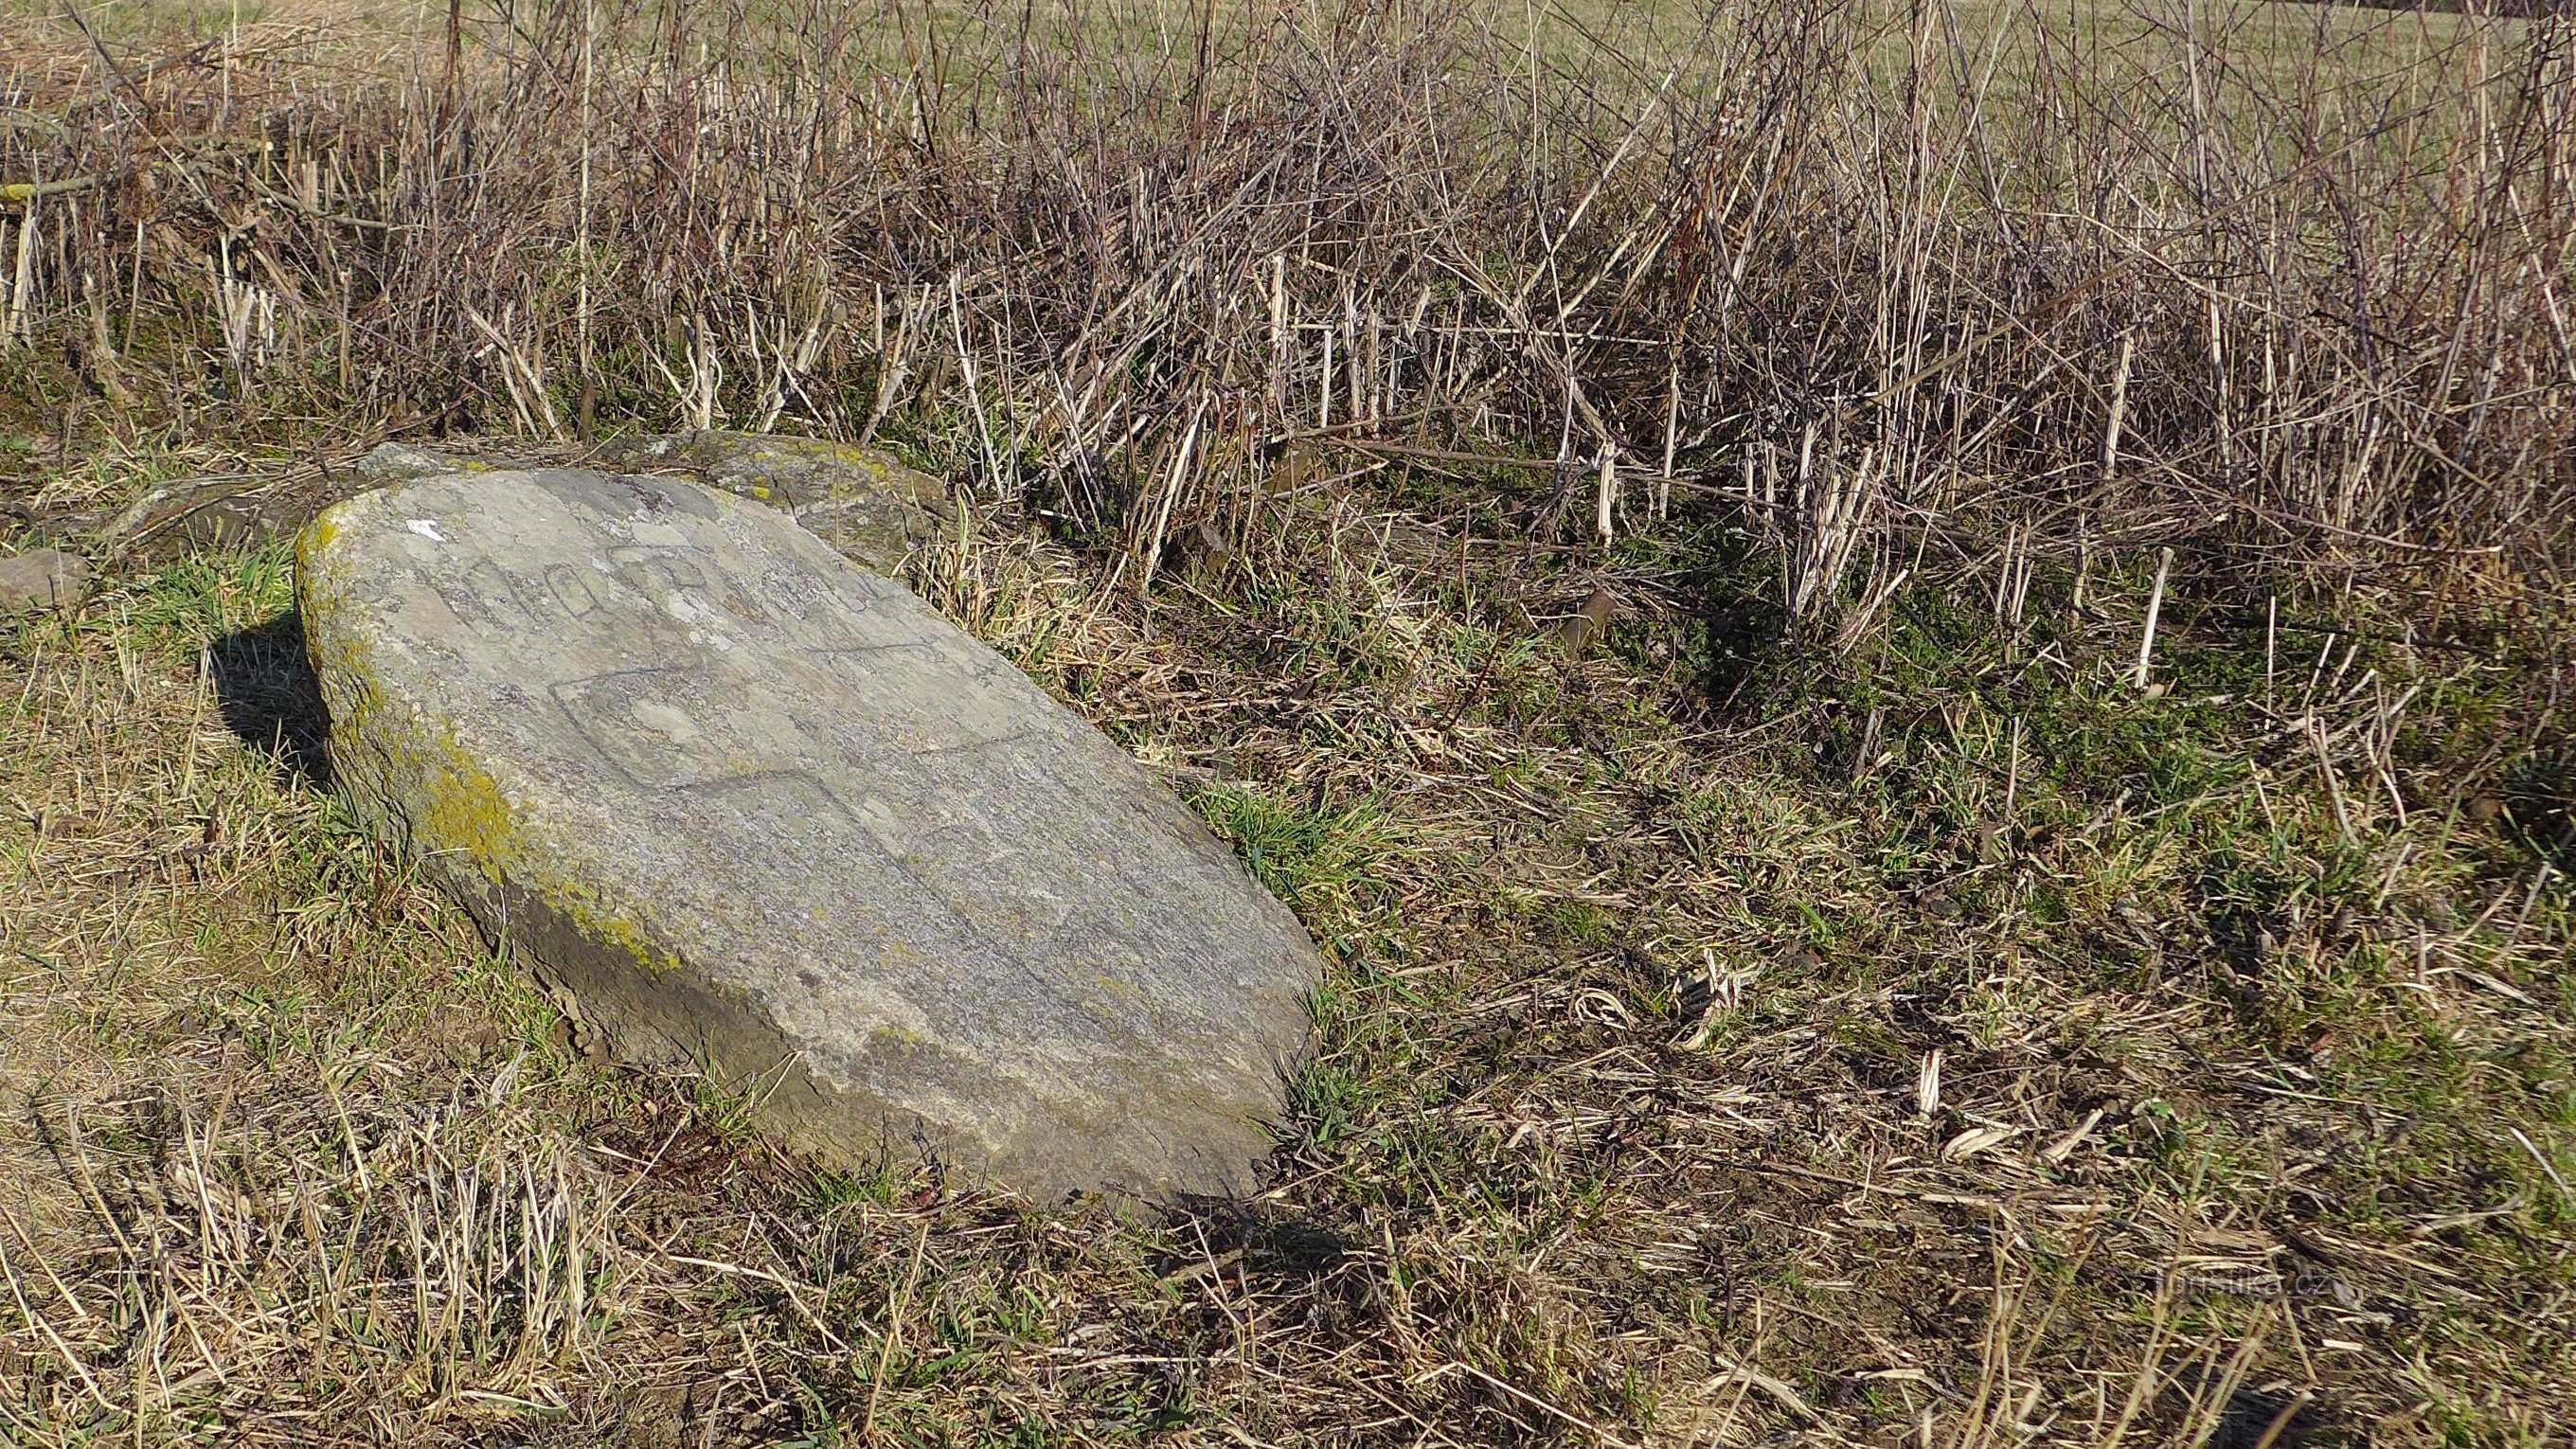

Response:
(0, 547), (90, 616)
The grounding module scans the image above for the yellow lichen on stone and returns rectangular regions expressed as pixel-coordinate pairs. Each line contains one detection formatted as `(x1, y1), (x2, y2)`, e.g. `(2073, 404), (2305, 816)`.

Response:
(295, 509), (340, 565)
(412, 734), (519, 878)
(295, 498), (684, 978)
(386, 711), (686, 976)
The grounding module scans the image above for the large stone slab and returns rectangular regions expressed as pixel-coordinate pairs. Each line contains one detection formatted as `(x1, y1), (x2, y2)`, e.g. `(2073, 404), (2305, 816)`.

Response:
(296, 470), (1317, 1201)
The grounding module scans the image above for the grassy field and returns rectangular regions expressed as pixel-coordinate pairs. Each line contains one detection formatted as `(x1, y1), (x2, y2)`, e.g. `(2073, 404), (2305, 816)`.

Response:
(4, 0), (2573, 1442)
(5, 445), (2569, 1444)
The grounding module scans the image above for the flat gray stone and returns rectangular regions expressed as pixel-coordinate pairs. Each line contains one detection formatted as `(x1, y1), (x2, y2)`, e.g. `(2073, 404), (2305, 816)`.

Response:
(354, 440), (519, 482)
(0, 547), (89, 614)
(593, 431), (946, 574)
(99, 445), (508, 562)
(296, 470), (1316, 1201)
(103, 477), (319, 561)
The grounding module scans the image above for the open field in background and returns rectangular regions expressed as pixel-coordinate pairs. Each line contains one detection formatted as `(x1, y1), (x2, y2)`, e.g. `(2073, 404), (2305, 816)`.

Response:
(0, 0), (2524, 63)
(4, 0), (2574, 1442)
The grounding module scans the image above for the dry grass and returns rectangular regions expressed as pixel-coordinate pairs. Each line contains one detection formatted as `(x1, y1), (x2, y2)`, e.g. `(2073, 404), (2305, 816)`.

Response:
(1, 466), (2568, 1442)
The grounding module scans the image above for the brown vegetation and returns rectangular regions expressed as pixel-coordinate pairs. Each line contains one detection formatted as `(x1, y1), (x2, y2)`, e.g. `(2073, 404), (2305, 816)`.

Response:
(6, 0), (2570, 589)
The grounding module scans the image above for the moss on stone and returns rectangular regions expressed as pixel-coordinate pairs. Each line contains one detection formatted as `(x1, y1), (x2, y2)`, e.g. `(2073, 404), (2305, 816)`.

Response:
(296, 499), (685, 980)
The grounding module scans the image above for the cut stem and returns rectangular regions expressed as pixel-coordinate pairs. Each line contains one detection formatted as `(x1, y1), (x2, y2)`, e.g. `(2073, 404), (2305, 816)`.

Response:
(2134, 546), (2174, 690)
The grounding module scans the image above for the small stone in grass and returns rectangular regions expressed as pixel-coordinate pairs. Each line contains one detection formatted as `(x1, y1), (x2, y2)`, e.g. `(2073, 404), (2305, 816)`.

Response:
(103, 479), (309, 561)
(1556, 586), (1618, 656)
(0, 547), (90, 615)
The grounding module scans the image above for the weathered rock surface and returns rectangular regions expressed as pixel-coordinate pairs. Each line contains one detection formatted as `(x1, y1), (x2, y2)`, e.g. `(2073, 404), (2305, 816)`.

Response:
(103, 477), (323, 561)
(594, 431), (947, 573)
(90, 435), (934, 571)
(296, 469), (1317, 1201)
(0, 547), (89, 614)
(354, 439), (521, 482)
(99, 440), (519, 562)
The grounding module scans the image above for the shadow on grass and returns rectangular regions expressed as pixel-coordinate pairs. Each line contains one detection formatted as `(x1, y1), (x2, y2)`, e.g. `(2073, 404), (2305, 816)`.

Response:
(207, 611), (332, 789)
(2505, 740), (2574, 875)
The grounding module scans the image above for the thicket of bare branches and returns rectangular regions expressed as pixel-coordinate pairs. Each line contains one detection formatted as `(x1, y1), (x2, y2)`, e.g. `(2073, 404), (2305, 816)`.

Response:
(6, 0), (2572, 629)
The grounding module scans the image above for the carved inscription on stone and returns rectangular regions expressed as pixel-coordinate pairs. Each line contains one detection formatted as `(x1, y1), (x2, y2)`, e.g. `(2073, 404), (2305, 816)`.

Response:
(299, 468), (1319, 1202)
